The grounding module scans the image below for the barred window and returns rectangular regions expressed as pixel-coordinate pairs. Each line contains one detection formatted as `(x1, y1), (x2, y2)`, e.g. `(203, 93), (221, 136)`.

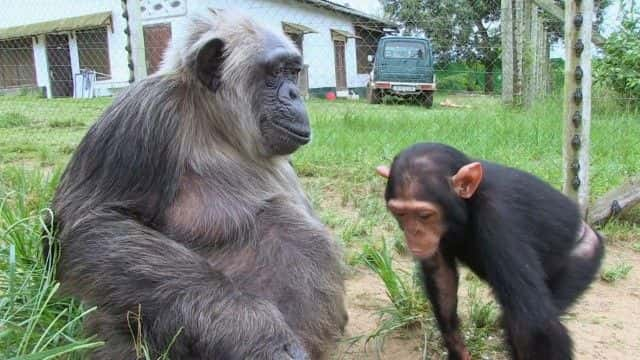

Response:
(285, 32), (304, 55)
(76, 27), (111, 80)
(143, 23), (172, 75)
(0, 37), (36, 88)
(355, 26), (382, 74)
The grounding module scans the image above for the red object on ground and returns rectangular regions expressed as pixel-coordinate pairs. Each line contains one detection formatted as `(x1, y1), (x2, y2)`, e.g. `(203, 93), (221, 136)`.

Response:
(325, 91), (336, 101)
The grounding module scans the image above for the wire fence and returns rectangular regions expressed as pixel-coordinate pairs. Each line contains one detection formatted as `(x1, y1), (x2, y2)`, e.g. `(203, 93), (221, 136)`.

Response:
(0, 2), (638, 359)
(0, 0), (637, 110)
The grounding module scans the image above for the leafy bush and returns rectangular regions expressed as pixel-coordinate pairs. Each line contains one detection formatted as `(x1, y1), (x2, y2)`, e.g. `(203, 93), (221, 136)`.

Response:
(594, 19), (640, 106)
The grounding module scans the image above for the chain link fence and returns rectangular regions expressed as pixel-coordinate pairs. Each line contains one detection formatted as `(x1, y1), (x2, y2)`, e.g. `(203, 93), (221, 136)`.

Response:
(0, 1), (638, 359)
(0, 0), (637, 109)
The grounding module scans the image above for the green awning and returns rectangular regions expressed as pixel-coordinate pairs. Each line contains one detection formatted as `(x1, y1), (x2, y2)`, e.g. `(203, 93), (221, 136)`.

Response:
(282, 22), (317, 34)
(0, 11), (112, 40)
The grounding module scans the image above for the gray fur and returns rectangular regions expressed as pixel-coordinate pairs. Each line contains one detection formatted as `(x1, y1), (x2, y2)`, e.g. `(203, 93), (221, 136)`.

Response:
(49, 9), (347, 359)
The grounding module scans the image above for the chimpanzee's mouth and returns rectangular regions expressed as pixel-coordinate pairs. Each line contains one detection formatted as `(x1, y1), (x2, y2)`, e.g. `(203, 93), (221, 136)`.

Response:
(274, 121), (310, 143)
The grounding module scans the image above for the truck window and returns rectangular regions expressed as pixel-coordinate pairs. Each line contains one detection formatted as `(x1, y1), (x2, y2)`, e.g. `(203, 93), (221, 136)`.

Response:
(383, 41), (427, 59)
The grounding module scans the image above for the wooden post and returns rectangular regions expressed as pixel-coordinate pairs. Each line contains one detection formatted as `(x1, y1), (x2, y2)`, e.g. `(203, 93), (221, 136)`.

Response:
(501, 0), (514, 104)
(532, 0), (606, 47)
(588, 175), (640, 225)
(544, 28), (551, 93)
(536, 14), (545, 97)
(526, 5), (539, 106)
(562, 0), (593, 217)
(122, 0), (147, 82)
(514, 0), (525, 105)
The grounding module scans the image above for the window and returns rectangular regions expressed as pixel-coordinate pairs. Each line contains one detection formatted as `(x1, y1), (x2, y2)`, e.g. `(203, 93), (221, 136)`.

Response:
(355, 26), (382, 74)
(0, 37), (36, 88)
(76, 27), (111, 80)
(143, 23), (172, 75)
(285, 32), (303, 55)
(383, 41), (426, 59)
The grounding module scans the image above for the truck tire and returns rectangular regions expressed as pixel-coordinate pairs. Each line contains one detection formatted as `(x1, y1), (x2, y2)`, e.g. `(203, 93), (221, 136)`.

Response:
(367, 87), (381, 104)
(420, 92), (433, 108)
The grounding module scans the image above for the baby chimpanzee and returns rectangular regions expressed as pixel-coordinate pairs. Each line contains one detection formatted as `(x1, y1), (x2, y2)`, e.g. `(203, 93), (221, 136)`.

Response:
(376, 142), (604, 360)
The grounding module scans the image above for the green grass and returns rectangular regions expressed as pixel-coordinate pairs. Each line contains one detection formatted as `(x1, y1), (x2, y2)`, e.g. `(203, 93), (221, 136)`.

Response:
(0, 112), (32, 128)
(462, 273), (502, 355)
(356, 241), (433, 354)
(0, 167), (104, 359)
(1, 93), (639, 358)
(600, 263), (633, 283)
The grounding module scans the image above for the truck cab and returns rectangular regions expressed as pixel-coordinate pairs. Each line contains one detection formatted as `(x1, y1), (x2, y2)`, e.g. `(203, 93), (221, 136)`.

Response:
(367, 36), (436, 107)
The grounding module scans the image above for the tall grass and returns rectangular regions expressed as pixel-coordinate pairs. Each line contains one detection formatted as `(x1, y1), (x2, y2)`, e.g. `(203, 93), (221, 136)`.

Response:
(0, 94), (638, 358)
(0, 167), (104, 359)
(357, 241), (433, 354)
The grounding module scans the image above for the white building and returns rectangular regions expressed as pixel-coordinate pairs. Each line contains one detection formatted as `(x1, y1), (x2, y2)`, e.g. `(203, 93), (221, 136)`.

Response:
(0, 0), (393, 98)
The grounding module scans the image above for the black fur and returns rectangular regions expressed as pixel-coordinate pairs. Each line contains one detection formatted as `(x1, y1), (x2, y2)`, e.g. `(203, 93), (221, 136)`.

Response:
(384, 142), (604, 360)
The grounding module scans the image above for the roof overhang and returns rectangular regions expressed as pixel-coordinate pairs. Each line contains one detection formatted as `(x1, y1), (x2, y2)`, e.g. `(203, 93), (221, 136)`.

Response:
(331, 29), (360, 40)
(282, 21), (317, 34)
(0, 11), (112, 41)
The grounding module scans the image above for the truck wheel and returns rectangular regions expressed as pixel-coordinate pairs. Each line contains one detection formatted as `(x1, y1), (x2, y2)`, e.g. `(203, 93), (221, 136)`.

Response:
(421, 92), (433, 108)
(367, 87), (381, 104)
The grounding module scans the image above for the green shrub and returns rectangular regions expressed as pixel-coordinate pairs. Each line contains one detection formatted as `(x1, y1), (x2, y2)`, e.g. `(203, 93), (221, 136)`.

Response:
(594, 19), (640, 107)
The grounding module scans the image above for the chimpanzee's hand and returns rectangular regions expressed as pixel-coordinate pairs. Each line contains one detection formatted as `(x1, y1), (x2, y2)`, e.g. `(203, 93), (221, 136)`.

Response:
(197, 293), (309, 360)
(448, 349), (471, 360)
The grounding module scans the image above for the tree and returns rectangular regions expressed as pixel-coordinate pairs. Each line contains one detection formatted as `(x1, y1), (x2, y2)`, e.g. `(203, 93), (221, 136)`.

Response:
(383, 0), (501, 93)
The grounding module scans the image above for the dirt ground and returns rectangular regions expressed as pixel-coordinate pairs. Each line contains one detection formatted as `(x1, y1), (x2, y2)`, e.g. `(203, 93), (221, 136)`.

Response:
(331, 244), (640, 360)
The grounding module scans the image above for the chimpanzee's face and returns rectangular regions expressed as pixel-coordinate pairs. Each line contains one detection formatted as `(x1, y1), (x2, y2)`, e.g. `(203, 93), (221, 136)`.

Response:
(376, 159), (483, 259)
(387, 198), (446, 259)
(257, 33), (310, 156)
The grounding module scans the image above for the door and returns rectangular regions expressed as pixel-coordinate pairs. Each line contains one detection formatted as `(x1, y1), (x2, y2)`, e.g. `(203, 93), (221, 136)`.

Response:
(46, 34), (72, 97)
(333, 40), (347, 91)
(143, 23), (172, 75)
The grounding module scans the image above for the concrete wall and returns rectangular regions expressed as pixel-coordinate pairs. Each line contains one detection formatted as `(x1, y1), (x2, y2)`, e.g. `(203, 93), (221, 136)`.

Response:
(0, 0), (376, 96)
(139, 0), (369, 90)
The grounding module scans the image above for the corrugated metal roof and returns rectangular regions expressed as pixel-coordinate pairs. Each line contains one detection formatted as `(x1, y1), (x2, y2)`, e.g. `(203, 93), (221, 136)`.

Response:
(0, 11), (112, 40)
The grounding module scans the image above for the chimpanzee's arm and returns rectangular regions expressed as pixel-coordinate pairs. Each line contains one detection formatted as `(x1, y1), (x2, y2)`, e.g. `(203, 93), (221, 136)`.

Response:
(483, 234), (573, 360)
(58, 209), (304, 359)
(419, 252), (470, 360)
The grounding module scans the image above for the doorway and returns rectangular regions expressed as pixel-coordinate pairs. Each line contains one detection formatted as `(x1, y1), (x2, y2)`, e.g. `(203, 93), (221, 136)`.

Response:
(46, 34), (73, 97)
(333, 40), (347, 91)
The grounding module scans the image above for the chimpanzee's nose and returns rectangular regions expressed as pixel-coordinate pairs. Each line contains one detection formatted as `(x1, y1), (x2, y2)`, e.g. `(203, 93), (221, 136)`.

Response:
(278, 82), (300, 102)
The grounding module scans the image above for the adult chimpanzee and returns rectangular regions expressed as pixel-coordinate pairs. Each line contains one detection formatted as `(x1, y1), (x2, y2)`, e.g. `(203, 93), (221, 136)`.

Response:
(46, 10), (347, 359)
(375, 142), (604, 360)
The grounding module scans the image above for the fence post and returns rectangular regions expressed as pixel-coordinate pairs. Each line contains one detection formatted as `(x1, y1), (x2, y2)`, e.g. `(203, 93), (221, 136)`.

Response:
(501, 0), (514, 104)
(562, 0), (593, 217)
(121, 0), (147, 82)
(514, 0), (525, 105)
(526, 5), (539, 106)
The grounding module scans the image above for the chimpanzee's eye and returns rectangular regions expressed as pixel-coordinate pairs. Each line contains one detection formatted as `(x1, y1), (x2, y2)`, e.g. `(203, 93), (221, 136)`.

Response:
(286, 67), (301, 81)
(419, 212), (431, 221)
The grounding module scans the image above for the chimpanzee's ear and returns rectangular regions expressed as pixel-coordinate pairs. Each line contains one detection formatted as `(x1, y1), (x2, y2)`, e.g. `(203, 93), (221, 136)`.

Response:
(452, 162), (483, 199)
(195, 38), (226, 92)
(376, 165), (390, 178)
